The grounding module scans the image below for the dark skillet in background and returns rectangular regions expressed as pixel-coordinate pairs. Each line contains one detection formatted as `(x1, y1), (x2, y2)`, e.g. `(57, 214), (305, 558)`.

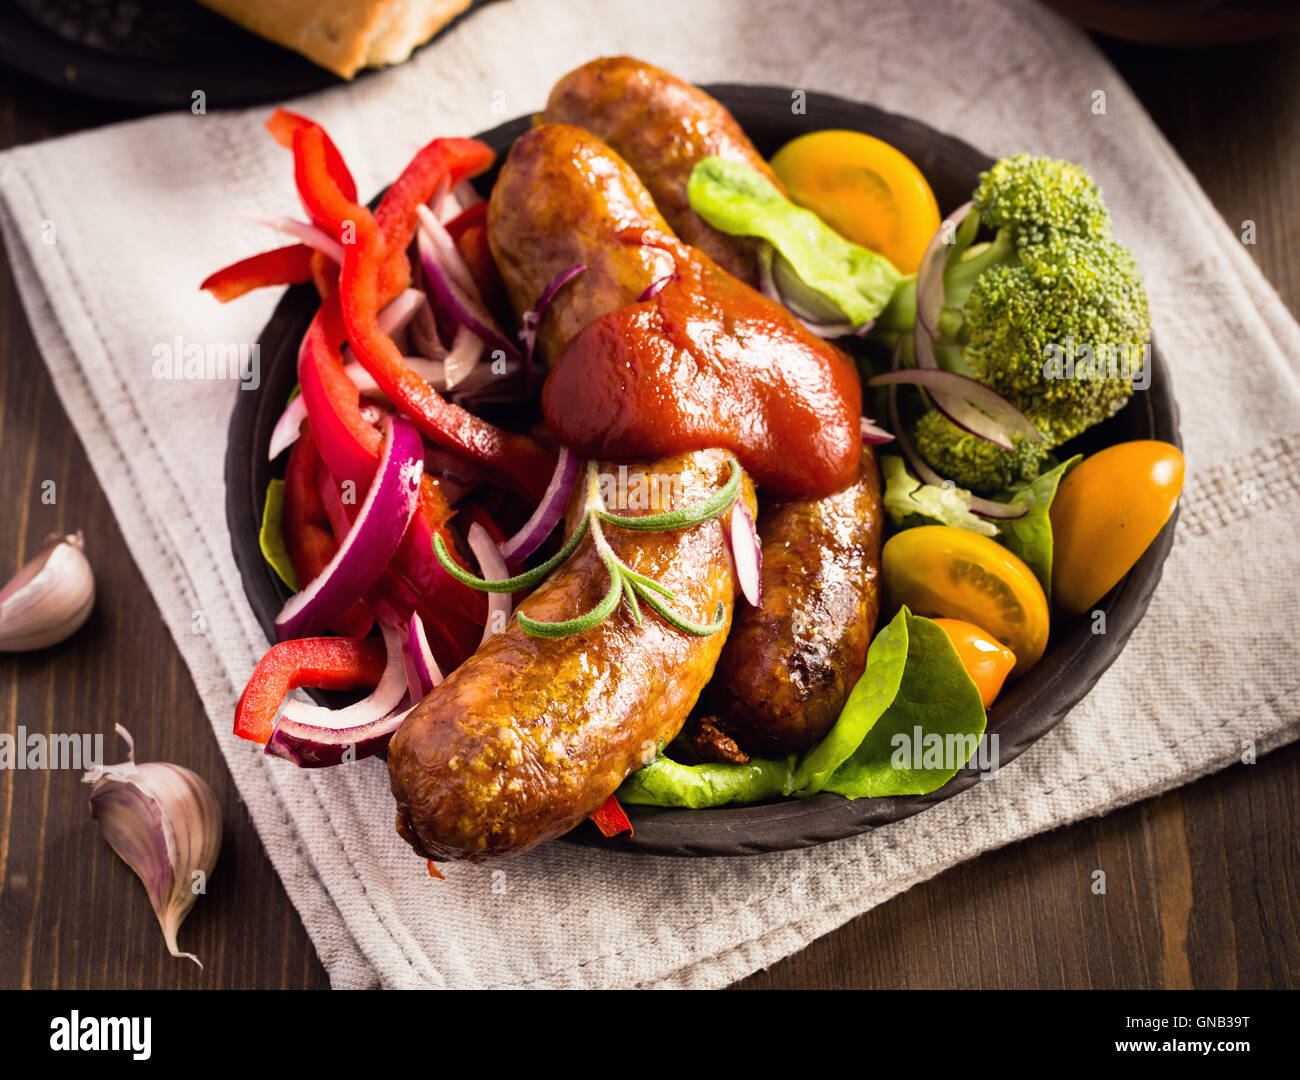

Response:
(226, 86), (1181, 857)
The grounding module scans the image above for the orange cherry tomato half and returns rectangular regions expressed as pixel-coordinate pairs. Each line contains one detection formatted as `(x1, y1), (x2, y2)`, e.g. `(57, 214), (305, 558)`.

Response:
(930, 618), (1017, 709)
(1050, 440), (1184, 615)
(881, 525), (1049, 678)
(770, 130), (941, 274)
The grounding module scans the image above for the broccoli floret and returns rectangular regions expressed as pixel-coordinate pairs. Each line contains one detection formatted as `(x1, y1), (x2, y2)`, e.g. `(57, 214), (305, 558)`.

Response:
(873, 154), (1151, 485)
(963, 235), (1150, 445)
(911, 410), (1050, 495)
(972, 154), (1111, 246)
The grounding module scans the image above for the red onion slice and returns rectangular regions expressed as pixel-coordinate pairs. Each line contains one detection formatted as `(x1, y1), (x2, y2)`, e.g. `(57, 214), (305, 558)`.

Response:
(499, 447), (580, 568)
(416, 206), (521, 363)
(415, 203), (479, 296)
(376, 289), (427, 338)
(404, 612), (443, 699)
(861, 416), (895, 445)
(869, 368), (1041, 448)
(521, 265), (587, 368)
(755, 244), (871, 338)
(915, 200), (973, 339)
(727, 500), (762, 606)
(888, 381), (1028, 521)
(969, 497), (1030, 521)
(466, 523), (512, 647)
(429, 177), (460, 224)
(910, 200), (1026, 446)
(238, 213), (344, 264)
(265, 622), (412, 767)
(520, 265), (587, 395)
(442, 324), (485, 390)
(637, 273), (678, 302)
(453, 181), (483, 210)
(274, 415), (424, 641)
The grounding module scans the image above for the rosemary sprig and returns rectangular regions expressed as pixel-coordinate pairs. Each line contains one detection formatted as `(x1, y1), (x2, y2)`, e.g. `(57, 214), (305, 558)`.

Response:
(432, 518), (589, 593)
(433, 458), (740, 639)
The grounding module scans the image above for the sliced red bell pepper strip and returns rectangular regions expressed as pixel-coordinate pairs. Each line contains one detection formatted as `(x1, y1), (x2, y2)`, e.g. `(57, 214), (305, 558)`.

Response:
(309, 248), (339, 299)
(298, 294), (384, 488)
(374, 136), (494, 270)
(292, 125), (554, 500)
(266, 108), (358, 212)
(589, 794), (634, 838)
(455, 220), (506, 313)
(443, 200), (487, 242)
(201, 243), (314, 303)
(234, 635), (386, 745)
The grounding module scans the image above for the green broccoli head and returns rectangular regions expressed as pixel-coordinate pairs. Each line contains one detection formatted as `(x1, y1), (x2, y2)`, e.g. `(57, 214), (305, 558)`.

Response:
(875, 154), (1152, 485)
(910, 408), (1051, 495)
(972, 154), (1112, 247)
(961, 233), (1151, 445)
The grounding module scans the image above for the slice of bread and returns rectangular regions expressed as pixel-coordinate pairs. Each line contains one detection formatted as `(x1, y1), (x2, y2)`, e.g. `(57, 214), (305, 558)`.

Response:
(197, 0), (474, 80)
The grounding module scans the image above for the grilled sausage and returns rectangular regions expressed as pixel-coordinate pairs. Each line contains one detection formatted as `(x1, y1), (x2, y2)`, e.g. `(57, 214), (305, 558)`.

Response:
(542, 55), (783, 283)
(388, 450), (755, 861)
(541, 65), (887, 753)
(703, 448), (884, 757)
(487, 122), (676, 367)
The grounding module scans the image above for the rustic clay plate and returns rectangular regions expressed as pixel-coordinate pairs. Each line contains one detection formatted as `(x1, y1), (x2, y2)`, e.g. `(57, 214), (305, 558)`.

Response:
(225, 86), (1181, 857)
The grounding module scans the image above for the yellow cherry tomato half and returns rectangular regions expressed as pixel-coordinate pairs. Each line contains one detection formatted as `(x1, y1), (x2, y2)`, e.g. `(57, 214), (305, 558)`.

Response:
(882, 526), (1049, 678)
(930, 618), (1017, 709)
(1050, 440), (1184, 616)
(770, 130), (940, 274)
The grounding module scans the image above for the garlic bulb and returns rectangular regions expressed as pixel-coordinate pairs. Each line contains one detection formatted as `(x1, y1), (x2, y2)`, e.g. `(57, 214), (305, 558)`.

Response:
(83, 725), (222, 968)
(0, 532), (94, 651)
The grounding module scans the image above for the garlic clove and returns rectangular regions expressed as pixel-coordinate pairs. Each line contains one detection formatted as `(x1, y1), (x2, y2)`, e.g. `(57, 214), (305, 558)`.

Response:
(84, 725), (222, 968)
(0, 531), (95, 652)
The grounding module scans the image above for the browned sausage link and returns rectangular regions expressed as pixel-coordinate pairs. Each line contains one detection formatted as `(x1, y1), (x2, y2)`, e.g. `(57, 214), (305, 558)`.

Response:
(388, 450), (756, 861)
(704, 447), (884, 758)
(542, 56), (785, 284)
(486, 122), (675, 367)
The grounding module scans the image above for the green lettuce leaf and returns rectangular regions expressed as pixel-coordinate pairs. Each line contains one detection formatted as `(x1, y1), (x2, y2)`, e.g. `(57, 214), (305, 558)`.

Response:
(618, 754), (796, 809)
(821, 613), (987, 798)
(687, 157), (901, 326)
(259, 478), (298, 591)
(616, 611), (987, 807)
(881, 455), (998, 537)
(790, 606), (911, 796)
(995, 454), (1082, 600)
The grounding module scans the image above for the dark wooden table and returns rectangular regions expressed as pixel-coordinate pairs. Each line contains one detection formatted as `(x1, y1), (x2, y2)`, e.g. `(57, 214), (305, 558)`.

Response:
(1, 32), (1297, 991)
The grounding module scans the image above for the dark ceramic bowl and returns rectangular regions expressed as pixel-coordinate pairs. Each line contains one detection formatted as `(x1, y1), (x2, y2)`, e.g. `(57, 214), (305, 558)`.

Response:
(226, 86), (1181, 857)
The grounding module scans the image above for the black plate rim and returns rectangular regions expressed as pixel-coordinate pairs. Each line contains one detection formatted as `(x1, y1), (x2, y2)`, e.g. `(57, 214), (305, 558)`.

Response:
(224, 85), (1182, 858)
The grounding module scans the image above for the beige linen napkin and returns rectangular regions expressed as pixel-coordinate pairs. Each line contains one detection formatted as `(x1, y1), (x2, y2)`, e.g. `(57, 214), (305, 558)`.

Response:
(1, 0), (1296, 988)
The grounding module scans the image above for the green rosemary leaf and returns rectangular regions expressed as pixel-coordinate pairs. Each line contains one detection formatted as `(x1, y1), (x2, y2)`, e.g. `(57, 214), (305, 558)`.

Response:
(598, 457), (741, 531)
(631, 584), (727, 636)
(432, 518), (589, 593)
(618, 563), (677, 600)
(518, 555), (623, 638)
(622, 575), (643, 626)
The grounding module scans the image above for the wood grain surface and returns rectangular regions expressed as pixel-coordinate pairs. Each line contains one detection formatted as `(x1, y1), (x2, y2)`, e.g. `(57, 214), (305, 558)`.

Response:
(0, 28), (1297, 991)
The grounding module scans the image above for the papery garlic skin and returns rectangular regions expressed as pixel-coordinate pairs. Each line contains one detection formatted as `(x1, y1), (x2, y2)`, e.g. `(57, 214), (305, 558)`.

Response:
(84, 725), (222, 968)
(0, 532), (94, 652)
